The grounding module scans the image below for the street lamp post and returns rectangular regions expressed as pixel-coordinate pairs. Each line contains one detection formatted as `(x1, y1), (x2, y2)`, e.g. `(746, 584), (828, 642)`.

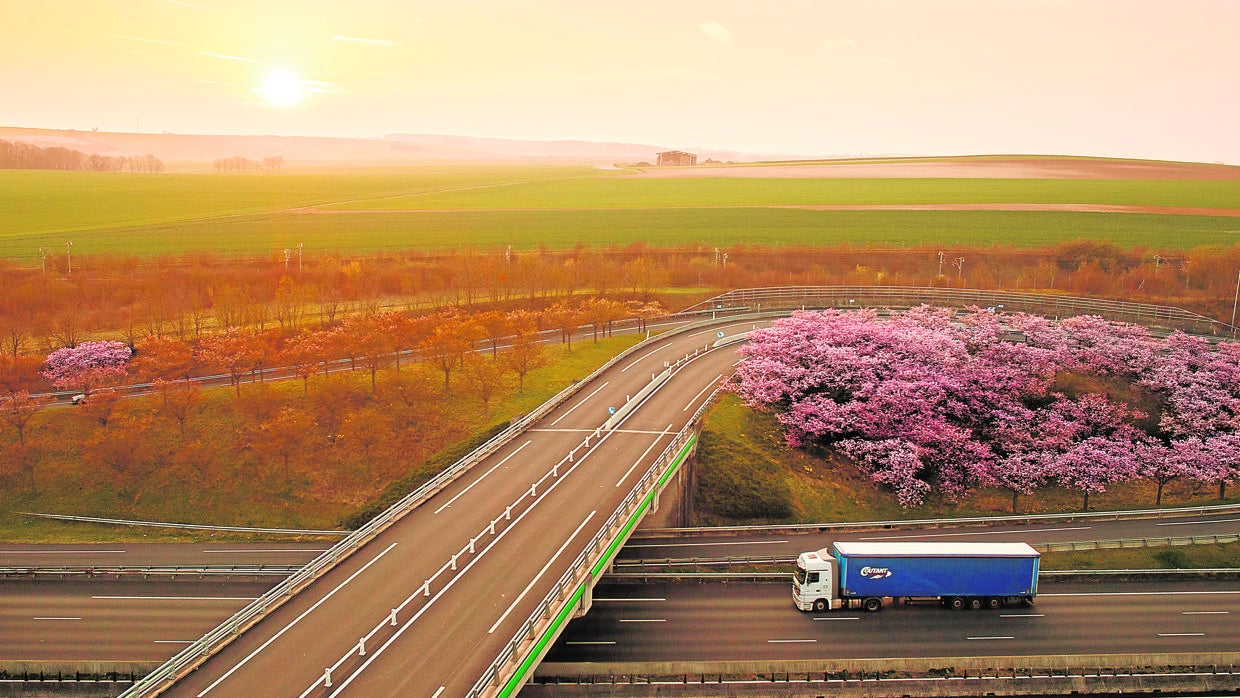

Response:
(66, 241), (72, 274)
(297, 242), (303, 272)
(39, 247), (46, 274)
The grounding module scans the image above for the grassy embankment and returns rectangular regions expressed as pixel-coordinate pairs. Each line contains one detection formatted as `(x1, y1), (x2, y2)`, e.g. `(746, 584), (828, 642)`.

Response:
(0, 334), (641, 543)
(3, 166), (1239, 258)
(693, 393), (1240, 570)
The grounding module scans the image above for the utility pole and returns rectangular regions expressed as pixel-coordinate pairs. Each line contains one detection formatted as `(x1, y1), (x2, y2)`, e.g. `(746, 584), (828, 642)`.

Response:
(284, 248), (291, 270)
(66, 241), (72, 274)
(39, 247), (46, 274)
(937, 251), (945, 277)
(1231, 269), (1239, 339)
(298, 242), (303, 272)
(954, 256), (965, 278)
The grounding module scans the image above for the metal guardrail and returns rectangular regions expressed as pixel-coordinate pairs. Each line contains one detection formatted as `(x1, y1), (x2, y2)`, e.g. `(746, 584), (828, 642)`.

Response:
(0, 565), (300, 579)
(636, 502), (1240, 538)
(120, 315), (738, 697)
(17, 513), (349, 536)
(1040, 533), (1239, 552)
(677, 286), (1228, 335)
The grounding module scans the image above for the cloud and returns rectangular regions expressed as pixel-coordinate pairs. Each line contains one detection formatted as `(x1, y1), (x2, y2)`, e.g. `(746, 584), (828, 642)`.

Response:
(822, 36), (855, 50)
(332, 35), (399, 48)
(202, 51), (257, 63)
(699, 22), (732, 45)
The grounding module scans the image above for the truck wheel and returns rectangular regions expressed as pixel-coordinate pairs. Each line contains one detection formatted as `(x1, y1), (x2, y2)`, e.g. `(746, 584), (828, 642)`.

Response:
(813, 599), (828, 613)
(985, 597), (1001, 610)
(968, 597), (983, 610)
(862, 597), (882, 612)
(948, 597), (965, 610)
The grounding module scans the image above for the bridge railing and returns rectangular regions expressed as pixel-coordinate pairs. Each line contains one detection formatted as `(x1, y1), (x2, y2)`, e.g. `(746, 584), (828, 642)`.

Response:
(677, 286), (1228, 336)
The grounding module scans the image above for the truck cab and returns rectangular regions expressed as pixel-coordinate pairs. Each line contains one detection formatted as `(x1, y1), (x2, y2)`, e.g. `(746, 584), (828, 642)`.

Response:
(794, 548), (841, 612)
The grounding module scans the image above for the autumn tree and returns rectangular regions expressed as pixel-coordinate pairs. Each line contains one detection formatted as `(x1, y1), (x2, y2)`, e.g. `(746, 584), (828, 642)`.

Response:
(502, 310), (548, 390)
(196, 329), (262, 395)
(0, 391), (42, 445)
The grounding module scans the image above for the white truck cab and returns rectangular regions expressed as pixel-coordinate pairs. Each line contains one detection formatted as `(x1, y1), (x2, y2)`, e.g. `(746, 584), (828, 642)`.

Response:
(794, 548), (842, 612)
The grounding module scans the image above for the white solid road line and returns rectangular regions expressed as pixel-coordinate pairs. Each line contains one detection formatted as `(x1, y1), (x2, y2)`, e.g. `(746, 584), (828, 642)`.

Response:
(860, 526), (1090, 540)
(683, 375), (722, 412)
(488, 511), (597, 634)
(196, 541), (399, 697)
(0, 550), (125, 554)
(813, 617), (859, 621)
(1158, 633), (1206, 637)
(624, 540), (787, 549)
(619, 619), (666, 623)
(93, 596), (258, 601)
(1157, 517), (1240, 526)
(155, 640), (196, 644)
(1182, 611), (1230, 615)
(202, 549), (326, 554)
(1042, 590), (1240, 597)
(768, 639), (817, 643)
(550, 381), (610, 426)
(968, 636), (1015, 640)
(434, 440), (532, 514)
(615, 426), (673, 487)
(1001, 614), (1045, 618)
(567, 641), (617, 645)
(595, 598), (666, 603)
(431, 687), (446, 698)
(621, 342), (674, 373)
(34, 617), (81, 620)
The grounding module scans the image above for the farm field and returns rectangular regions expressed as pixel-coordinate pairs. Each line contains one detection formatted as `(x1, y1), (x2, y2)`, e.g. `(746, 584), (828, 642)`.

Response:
(3, 157), (1239, 260)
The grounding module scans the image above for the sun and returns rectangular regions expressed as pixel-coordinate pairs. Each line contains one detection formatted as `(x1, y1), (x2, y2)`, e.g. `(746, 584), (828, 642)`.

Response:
(259, 69), (306, 107)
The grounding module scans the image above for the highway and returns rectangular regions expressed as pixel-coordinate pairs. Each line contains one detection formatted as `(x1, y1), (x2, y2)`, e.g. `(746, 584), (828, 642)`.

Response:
(0, 579), (272, 665)
(540, 579), (1240, 664)
(137, 319), (759, 697)
(0, 543), (328, 569)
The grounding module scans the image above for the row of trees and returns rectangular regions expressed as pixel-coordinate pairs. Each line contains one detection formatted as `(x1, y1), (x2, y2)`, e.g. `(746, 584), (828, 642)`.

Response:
(0, 139), (165, 172)
(7, 241), (1240, 364)
(732, 307), (1240, 511)
(212, 156), (285, 173)
(0, 298), (647, 511)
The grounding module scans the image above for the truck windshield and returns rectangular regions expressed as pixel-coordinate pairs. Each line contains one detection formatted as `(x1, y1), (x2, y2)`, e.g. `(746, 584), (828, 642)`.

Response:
(795, 563), (811, 584)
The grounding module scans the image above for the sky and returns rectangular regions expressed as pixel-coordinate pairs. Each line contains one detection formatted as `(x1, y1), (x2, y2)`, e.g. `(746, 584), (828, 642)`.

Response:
(4, 0), (1239, 163)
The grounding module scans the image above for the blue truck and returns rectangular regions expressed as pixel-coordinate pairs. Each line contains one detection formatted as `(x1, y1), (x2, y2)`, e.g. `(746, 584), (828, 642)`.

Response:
(794, 541), (1040, 612)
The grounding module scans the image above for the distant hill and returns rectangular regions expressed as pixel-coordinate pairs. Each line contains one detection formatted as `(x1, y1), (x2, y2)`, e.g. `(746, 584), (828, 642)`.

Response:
(0, 126), (796, 168)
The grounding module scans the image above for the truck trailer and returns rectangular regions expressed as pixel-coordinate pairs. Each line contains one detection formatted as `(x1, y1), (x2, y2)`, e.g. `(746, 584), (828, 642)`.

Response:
(794, 541), (1039, 612)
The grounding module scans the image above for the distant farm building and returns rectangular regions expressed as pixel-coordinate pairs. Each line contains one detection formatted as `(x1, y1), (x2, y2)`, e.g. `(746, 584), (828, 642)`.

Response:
(656, 150), (697, 166)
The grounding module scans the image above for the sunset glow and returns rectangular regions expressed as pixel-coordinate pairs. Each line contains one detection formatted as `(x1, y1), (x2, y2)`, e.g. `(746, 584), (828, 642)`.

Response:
(3, 1), (1238, 162)
(258, 70), (306, 107)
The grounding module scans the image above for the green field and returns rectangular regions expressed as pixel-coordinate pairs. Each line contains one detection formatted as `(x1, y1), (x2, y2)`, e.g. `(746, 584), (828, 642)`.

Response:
(6, 208), (1238, 259)
(3, 162), (1239, 260)
(323, 177), (1240, 211)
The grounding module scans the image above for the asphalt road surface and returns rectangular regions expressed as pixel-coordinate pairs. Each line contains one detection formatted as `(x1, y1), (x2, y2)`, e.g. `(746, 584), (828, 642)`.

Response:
(542, 579), (1240, 664)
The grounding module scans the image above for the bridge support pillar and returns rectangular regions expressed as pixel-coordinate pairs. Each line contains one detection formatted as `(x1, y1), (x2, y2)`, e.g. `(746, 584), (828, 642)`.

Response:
(575, 581), (593, 618)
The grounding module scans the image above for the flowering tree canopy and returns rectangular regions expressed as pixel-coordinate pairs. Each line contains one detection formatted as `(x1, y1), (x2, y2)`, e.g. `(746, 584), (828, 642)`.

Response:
(41, 340), (131, 394)
(732, 307), (1240, 510)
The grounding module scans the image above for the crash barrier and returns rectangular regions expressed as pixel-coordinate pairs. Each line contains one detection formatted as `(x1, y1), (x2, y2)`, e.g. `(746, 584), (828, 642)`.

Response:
(527, 657), (1240, 697)
(678, 285), (1226, 335)
(636, 502), (1240, 539)
(0, 565), (300, 579)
